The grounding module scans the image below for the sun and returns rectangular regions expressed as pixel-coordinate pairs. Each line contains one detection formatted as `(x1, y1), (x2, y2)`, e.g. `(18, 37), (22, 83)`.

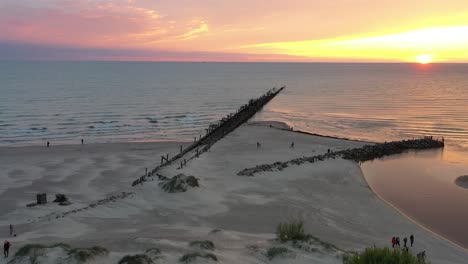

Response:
(415, 54), (433, 64)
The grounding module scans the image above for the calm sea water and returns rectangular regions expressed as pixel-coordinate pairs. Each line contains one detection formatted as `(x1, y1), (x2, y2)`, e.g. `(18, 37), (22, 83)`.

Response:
(1, 62), (468, 150)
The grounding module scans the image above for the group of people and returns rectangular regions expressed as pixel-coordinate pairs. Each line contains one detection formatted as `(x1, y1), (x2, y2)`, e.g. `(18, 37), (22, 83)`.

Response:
(392, 234), (414, 251)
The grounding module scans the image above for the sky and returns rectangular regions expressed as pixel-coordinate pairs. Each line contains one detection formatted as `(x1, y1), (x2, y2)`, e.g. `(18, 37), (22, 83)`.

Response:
(1, 0), (468, 62)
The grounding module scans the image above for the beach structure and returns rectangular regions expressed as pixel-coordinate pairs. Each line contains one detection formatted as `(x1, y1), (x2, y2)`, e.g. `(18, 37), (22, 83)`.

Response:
(132, 86), (285, 186)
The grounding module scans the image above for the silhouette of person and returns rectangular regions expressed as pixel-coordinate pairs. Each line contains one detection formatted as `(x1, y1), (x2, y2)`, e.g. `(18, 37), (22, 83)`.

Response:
(4, 240), (10, 258)
(391, 237), (396, 248)
(410, 234), (414, 247)
(403, 237), (408, 247)
(291, 142), (295, 148)
(396, 237), (400, 247)
(81, 139), (84, 145)
(9, 225), (12, 236)
(47, 141), (50, 148)
(257, 142), (261, 148)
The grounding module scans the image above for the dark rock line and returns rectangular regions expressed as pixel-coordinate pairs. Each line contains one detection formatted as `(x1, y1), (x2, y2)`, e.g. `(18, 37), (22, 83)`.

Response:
(132, 86), (285, 186)
(237, 138), (444, 177)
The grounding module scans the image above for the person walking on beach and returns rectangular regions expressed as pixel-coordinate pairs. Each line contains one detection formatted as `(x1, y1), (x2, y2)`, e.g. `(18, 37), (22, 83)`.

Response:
(410, 234), (414, 247)
(257, 142), (261, 148)
(396, 237), (400, 248)
(9, 224), (13, 236)
(81, 138), (84, 145)
(403, 237), (408, 247)
(47, 141), (50, 148)
(4, 240), (10, 258)
(391, 237), (396, 248)
(290, 142), (295, 148)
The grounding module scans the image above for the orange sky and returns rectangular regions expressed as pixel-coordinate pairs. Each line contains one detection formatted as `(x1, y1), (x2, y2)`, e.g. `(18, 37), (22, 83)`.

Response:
(1, 0), (468, 62)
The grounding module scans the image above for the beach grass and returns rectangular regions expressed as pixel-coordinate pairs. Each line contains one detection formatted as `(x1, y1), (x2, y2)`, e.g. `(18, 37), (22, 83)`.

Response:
(189, 240), (215, 250)
(343, 247), (428, 264)
(276, 220), (306, 242)
(266, 246), (292, 260)
(179, 252), (218, 263)
(118, 254), (154, 264)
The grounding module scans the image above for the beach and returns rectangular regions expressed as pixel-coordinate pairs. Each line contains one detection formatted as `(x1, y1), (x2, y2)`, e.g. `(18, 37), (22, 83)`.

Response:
(1, 122), (466, 263)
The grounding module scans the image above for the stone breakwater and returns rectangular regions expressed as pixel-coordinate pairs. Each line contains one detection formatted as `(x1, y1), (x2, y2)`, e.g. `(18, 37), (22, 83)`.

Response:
(34, 192), (134, 222)
(132, 86), (285, 186)
(237, 138), (444, 177)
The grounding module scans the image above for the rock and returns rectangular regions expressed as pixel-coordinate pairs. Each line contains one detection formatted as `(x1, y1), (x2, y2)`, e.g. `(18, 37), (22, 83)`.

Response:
(53, 194), (69, 203)
(159, 174), (200, 193)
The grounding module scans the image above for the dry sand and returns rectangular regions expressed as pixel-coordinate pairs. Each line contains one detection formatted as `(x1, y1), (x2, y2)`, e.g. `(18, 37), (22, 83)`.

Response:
(0, 123), (466, 263)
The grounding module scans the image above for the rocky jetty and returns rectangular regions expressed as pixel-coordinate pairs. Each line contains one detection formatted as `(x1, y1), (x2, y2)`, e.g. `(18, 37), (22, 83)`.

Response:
(132, 87), (284, 186)
(340, 138), (444, 162)
(238, 138), (444, 177)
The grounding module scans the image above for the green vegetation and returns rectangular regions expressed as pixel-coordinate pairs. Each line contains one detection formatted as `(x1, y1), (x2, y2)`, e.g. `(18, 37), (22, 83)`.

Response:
(118, 254), (154, 264)
(51, 243), (72, 250)
(14, 244), (48, 257)
(180, 252), (218, 263)
(266, 246), (292, 260)
(276, 220), (306, 242)
(68, 246), (109, 262)
(189, 240), (215, 250)
(159, 174), (199, 193)
(343, 247), (428, 264)
(14, 243), (108, 263)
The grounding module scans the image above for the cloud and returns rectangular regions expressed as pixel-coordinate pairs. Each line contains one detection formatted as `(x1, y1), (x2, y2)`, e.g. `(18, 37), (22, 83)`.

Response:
(0, 41), (308, 62)
(0, 0), (209, 49)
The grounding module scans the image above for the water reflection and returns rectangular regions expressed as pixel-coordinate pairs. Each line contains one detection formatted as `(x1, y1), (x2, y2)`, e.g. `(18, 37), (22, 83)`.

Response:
(361, 147), (468, 249)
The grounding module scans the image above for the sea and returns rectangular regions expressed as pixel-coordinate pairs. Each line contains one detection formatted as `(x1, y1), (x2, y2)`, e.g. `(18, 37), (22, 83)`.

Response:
(1, 61), (468, 150)
(1, 61), (468, 249)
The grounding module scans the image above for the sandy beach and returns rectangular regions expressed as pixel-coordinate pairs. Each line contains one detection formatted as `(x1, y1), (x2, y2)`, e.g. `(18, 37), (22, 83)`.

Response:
(0, 122), (466, 263)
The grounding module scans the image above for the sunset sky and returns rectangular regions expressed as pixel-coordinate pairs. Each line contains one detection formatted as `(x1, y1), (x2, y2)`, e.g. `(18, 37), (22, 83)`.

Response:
(1, 0), (468, 62)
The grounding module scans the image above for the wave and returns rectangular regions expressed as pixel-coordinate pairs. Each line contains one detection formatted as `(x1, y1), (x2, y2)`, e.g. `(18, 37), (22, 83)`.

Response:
(163, 114), (187, 119)
(30, 127), (47, 131)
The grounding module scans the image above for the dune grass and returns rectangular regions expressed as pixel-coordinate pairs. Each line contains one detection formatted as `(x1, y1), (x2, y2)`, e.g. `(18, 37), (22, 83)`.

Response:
(266, 246), (292, 260)
(118, 254), (154, 264)
(180, 252), (218, 263)
(68, 246), (109, 262)
(343, 247), (428, 264)
(276, 220), (306, 242)
(14, 244), (48, 257)
(189, 240), (215, 250)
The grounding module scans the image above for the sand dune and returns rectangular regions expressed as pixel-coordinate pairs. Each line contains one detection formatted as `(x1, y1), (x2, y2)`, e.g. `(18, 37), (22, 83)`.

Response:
(0, 124), (466, 263)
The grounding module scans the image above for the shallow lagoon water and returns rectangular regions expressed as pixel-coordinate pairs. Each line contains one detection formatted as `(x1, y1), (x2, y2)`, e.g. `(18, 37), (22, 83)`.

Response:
(361, 147), (468, 249)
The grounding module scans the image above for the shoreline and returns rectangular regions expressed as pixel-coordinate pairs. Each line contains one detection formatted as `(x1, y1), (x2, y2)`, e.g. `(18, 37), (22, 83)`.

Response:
(360, 163), (468, 252)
